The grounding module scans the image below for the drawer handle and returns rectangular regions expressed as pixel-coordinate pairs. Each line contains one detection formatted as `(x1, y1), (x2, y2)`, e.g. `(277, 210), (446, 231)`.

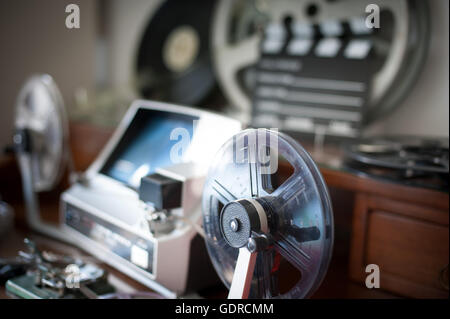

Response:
(439, 264), (449, 291)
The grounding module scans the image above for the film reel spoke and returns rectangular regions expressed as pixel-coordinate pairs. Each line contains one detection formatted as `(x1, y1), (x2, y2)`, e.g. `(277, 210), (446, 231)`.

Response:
(214, 37), (259, 118)
(247, 137), (274, 198)
(273, 174), (306, 209)
(216, 35), (260, 75)
(276, 236), (312, 274)
(211, 179), (237, 204)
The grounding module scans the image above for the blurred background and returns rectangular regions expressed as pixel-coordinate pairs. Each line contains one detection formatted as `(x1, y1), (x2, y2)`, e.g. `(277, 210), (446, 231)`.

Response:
(0, 0), (448, 299)
(0, 0), (448, 148)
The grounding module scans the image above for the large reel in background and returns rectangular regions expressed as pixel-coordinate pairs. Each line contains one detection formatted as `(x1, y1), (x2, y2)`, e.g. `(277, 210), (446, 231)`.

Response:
(136, 0), (218, 106)
(212, 0), (430, 124)
(202, 129), (334, 298)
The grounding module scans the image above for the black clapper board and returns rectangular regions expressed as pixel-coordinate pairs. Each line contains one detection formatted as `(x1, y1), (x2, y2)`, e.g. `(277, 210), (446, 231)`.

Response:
(252, 19), (375, 138)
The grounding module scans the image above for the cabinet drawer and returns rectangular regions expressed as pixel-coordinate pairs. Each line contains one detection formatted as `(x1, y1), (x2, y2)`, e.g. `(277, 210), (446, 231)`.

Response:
(366, 211), (448, 298)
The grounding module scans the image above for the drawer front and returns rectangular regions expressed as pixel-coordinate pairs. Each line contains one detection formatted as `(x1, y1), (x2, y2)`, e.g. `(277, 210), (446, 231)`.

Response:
(349, 194), (449, 298)
(366, 211), (449, 298)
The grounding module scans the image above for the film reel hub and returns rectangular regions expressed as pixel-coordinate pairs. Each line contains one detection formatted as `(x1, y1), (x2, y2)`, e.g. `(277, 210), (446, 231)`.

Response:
(220, 199), (270, 249)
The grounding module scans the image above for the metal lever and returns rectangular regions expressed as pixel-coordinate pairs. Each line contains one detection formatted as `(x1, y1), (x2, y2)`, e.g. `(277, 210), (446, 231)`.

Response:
(228, 234), (271, 299)
(228, 247), (257, 299)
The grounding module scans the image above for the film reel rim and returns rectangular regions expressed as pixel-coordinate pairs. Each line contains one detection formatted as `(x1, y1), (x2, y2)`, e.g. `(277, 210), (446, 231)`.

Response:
(271, 130), (334, 298)
(363, 0), (430, 124)
(202, 129), (334, 298)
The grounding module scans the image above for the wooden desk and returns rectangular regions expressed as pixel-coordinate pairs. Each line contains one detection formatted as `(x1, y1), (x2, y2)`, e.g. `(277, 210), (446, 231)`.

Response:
(0, 122), (448, 298)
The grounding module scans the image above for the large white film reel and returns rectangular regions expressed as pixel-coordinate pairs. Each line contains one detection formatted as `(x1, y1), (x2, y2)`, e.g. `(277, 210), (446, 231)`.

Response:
(212, 0), (429, 124)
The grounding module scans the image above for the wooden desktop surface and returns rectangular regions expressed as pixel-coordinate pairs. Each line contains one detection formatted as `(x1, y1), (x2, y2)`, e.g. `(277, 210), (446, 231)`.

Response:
(0, 122), (447, 299)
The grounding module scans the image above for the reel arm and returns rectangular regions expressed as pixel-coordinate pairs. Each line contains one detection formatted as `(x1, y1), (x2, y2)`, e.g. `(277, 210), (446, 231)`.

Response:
(17, 151), (73, 244)
(228, 247), (257, 299)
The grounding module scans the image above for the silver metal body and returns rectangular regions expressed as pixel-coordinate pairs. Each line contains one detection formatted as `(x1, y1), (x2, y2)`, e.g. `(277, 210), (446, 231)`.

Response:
(61, 100), (242, 297)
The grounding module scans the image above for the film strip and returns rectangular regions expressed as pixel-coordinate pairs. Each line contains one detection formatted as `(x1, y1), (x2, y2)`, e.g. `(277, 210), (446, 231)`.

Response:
(252, 17), (374, 138)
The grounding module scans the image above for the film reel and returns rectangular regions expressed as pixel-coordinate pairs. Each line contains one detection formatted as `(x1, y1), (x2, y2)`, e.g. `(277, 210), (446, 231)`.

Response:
(136, 0), (217, 106)
(14, 74), (69, 192)
(344, 136), (450, 174)
(212, 0), (430, 124)
(202, 129), (334, 298)
(13, 74), (72, 242)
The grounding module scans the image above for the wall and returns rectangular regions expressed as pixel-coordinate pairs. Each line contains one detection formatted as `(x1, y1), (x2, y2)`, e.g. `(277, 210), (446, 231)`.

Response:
(367, 0), (449, 138)
(0, 0), (98, 149)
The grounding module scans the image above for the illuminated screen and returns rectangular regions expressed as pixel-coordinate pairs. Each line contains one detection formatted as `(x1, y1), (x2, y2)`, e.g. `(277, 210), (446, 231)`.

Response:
(100, 108), (197, 188)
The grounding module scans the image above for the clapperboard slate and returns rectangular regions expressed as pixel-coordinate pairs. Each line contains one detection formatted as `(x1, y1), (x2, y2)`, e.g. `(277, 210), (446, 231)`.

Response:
(252, 18), (375, 138)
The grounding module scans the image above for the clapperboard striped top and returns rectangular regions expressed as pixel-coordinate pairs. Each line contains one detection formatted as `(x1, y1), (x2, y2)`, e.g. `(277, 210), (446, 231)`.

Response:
(253, 17), (374, 138)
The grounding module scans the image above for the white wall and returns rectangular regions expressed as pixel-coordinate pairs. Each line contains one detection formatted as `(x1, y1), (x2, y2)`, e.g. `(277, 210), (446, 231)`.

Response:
(0, 0), (98, 149)
(368, 0), (449, 138)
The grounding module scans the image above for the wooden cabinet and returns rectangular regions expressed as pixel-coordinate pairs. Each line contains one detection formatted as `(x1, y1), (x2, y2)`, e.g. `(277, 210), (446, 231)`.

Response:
(282, 158), (449, 298)
(349, 193), (449, 298)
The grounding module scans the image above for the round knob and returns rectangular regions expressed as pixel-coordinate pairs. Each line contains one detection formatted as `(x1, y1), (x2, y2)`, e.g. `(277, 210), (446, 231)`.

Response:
(220, 199), (268, 248)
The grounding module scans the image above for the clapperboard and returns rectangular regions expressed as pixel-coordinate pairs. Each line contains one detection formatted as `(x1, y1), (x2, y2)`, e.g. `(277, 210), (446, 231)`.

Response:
(252, 17), (375, 138)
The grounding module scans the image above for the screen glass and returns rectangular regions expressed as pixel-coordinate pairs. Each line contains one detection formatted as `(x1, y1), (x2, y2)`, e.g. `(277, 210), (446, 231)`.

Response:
(100, 108), (197, 188)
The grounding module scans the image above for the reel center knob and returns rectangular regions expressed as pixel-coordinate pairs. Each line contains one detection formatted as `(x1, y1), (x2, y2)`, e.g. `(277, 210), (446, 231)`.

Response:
(220, 199), (269, 249)
(230, 218), (239, 232)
